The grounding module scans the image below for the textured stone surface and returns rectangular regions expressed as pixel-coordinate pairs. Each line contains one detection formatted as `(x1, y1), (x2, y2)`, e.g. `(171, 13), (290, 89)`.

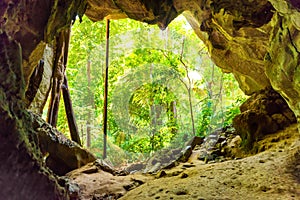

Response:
(67, 162), (150, 199)
(31, 112), (96, 176)
(0, 31), (95, 198)
(175, 0), (274, 95)
(0, 0), (87, 91)
(120, 124), (300, 200)
(85, 0), (179, 29)
(233, 88), (296, 149)
(176, 0), (300, 126)
(265, 0), (300, 126)
(197, 126), (239, 162)
(65, 124), (300, 199)
(124, 136), (203, 174)
(27, 44), (54, 114)
(0, 32), (67, 199)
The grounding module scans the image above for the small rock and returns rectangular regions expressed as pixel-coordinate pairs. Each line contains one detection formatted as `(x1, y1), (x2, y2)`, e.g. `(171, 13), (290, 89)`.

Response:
(81, 166), (98, 174)
(185, 136), (204, 149)
(156, 170), (167, 178)
(178, 146), (193, 162)
(181, 173), (188, 178)
(126, 163), (145, 173)
(147, 162), (161, 174)
(259, 185), (270, 192)
(171, 170), (183, 176)
(182, 163), (196, 168)
(175, 189), (188, 195)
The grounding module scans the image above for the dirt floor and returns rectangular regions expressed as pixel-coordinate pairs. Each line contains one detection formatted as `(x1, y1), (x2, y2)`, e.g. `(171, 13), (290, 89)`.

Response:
(68, 124), (300, 200)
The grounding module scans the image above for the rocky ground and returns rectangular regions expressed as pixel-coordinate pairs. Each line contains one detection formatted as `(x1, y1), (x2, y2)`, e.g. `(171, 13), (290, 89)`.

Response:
(67, 123), (300, 200)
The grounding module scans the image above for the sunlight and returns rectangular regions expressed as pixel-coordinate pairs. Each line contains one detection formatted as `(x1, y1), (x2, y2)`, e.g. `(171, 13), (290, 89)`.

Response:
(65, 15), (246, 165)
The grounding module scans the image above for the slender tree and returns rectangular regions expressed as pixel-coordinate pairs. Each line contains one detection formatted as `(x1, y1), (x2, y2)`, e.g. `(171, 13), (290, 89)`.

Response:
(179, 38), (196, 136)
(103, 19), (110, 159)
(86, 59), (92, 148)
(62, 75), (82, 145)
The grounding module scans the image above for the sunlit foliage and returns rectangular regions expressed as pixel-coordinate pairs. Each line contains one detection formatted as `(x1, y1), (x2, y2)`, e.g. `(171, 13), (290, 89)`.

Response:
(56, 15), (246, 165)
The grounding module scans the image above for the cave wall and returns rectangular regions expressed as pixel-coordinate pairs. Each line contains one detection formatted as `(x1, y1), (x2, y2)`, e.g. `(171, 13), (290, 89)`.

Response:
(175, 0), (273, 95)
(0, 0), (300, 197)
(0, 0), (87, 115)
(265, 0), (300, 125)
(174, 0), (300, 125)
(0, 0), (87, 198)
(0, 32), (67, 199)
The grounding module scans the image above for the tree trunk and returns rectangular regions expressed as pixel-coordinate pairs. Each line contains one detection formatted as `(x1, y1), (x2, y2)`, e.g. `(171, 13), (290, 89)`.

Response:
(86, 59), (93, 148)
(103, 19), (110, 159)
(47, 29), (69, 127)
(180, 38), (196, 135)
(86, 119), (91, 148)
(150, 104), (157, 152)
(62, 75), (82, 146)
(187, 87), (196, 135)
(168, 100), (178, 135)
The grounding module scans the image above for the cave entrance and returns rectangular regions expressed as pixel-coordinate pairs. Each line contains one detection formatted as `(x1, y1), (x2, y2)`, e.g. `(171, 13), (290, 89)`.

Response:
(56, 14), (246, 166)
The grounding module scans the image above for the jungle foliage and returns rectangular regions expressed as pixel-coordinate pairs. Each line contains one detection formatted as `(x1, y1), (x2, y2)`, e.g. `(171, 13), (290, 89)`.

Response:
(55, 15), (246, 165)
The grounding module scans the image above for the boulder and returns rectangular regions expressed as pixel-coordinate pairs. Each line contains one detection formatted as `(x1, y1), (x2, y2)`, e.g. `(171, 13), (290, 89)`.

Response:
(136, 136), (203, 174)
(233, 88), (296, 150)
(30, 112), (96, 176)
(197, 126), (239, 162)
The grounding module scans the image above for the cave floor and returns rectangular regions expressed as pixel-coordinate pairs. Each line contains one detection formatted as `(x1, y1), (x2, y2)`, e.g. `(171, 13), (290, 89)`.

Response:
(68, 124), (300, 200)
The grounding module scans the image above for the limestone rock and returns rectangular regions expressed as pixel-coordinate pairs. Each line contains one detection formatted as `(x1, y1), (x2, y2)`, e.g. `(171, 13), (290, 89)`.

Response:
(174, 0), (300, 126)
(0, 32), (68, 199)
(197, 126), (239, 162)
(126, 162), (145, 174)
(30, 112), (96, 176)
(120, 124), (300, 200)
(26, 44), (54, 114)
(233, 88), (296, 150)
(1, 0), (300, 198)
(66, 162), (149, 199)
(131, 136), (203, 174)
(85, 0), (179, 29)
(233, 110), (279, 150)
(2, 0), (300, 126)
(176, 0), (274, 95)
(0, 0), (87, 92)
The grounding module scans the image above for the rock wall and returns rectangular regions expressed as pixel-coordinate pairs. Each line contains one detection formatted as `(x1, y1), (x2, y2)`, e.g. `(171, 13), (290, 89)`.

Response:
(180, 0), (300, 126)
(0, 31), (96, 198)
(176, 0), (273, 95)
(0, 32), (67, 199)
(0, 1), (91, 198)
(265, 0), (300, 125)
(85, 0), (179, 29)
(0, 0), (87, 112)
(233, 87), (296, 150)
